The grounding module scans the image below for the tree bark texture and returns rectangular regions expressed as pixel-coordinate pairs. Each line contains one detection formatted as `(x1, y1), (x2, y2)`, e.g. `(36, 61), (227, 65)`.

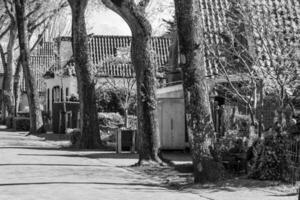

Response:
(68, 0), (101, 149)
(0, 44), (7, 123)
(3, 23), (17, 117)
(13, 60), (22, 116)
(102, 0), (161, 164)
(175, 0), (224, 183)
(15, 0), (44, 134)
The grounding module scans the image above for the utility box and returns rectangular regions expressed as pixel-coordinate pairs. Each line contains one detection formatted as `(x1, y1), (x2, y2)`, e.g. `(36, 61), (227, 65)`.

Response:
(116, 129), (137, 153)
(157, 84), (188, 150)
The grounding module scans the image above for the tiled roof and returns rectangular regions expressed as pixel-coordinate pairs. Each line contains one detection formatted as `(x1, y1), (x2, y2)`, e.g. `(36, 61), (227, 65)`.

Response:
(26, 35), (171, 91)
(20, 42), (56, 92)
(31, 42), (55, 56)
(57, 36), (171, 68)
(198, 0), (300, 76)
(61, 35), (171, 77)
(200, 0), (229, 76)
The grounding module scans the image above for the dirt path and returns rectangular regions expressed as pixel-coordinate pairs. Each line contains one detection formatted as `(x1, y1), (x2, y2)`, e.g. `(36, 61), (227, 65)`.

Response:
(0, 130), (297, 200)
(0, 130), (202, 200)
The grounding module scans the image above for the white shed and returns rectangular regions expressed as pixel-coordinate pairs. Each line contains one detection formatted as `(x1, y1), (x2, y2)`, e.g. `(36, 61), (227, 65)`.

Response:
(157, 84), (188, 149)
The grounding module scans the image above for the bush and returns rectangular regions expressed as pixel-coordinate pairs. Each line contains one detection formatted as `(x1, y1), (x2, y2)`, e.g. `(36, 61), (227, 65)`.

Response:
(248, 133), (293, 182)
(231, 114), (254, 137)
(98, 113), (137, 146)
(14, 117), (30, 131)
(96, 87), (136, 115)
(67, 128), (81, 147)
(98, 112), (124, 128)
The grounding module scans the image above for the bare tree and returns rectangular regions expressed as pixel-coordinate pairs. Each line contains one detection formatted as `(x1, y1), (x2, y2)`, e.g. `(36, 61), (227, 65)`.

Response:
(101, 0), (162, 164)
(98, 76), (136, 128)
(95, 47), (136, 128)
(68, 0), (102, 149)
(207, 0), (300, 129)
(14, 0), (45, 134)
(0, 0), (17, 124)
(13, 0), (68, 117)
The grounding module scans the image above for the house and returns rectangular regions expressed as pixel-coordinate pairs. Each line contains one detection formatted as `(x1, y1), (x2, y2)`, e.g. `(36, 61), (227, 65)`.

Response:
(7, 0), (299, 149)
(158, 0), (300, 146)
(37, 35), (171, 133)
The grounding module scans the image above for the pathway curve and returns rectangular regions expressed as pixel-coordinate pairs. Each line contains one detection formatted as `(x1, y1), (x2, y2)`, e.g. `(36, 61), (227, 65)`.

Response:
(0, 130), (297, 200)
(0, 130), (201, 200)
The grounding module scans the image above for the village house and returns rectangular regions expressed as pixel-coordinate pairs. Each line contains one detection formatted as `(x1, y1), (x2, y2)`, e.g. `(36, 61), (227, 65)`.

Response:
(1, 0), (299, 150)
(157, 0), (300, 148)
(15, 35), (171, 135)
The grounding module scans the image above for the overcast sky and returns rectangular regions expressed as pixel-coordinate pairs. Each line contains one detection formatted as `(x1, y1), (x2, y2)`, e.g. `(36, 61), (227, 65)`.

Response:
(85, 0), (174, 36)
(86, 8), (131, 36)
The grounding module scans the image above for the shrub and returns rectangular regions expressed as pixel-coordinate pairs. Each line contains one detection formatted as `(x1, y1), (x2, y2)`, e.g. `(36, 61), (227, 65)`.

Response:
(69, 94), (79, 102)
(67, 128), (81, 147)
(96, 87), (136, 115)
(230, 114), (254, 137)
(98, 113), (137, 146)
(248, 133), (293, 182)
(98, 112), (124, 128)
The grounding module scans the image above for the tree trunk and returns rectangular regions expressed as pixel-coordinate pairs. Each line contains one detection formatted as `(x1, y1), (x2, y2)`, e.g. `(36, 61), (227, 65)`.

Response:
(101, 0), (162, 164)
(13, 61), (22, 117)
(175, 0), (224, 183)
(124, 108), (129, 128)
(3, 23), (17, 117)
(15, 0), (44, 134)
(68, 0), (101, 149)
(0, 44), (7, 123)
(132, 35), (161, 164)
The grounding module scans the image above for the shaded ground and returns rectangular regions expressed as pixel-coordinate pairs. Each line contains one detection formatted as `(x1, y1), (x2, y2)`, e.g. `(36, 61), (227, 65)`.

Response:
(0, 129), (298, 200)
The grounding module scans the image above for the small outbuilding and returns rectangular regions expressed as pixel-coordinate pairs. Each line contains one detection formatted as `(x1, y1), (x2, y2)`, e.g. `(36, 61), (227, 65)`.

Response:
(157, 84), (188, 150)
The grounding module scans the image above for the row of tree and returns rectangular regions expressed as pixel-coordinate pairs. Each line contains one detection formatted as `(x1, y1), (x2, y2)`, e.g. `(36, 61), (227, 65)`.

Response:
(0, 0), (68, 134)
(0, 0), (224, 182)
(7, 0), (297, 183)
(66, 0), (221, 181)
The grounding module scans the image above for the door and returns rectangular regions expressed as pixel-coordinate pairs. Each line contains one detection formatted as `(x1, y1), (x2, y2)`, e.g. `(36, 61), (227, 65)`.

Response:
(158, 98), (186, 149)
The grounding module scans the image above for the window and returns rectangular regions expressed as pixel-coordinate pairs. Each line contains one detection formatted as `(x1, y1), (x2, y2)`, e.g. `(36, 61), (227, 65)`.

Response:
(47, 89), (50, 111)
(53, 86), (60, 102)
(66, 111), (72, 128)
(61, 88), (64, 102)
(66, 87), (69, 101)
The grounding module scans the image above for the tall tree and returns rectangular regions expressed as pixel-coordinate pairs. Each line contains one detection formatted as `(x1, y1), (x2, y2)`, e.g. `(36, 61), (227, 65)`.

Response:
(68, 0), (101, 149)
(15, 0), (44, 134)
(102, 0), (162, 164)
(0, 0), (17, 123)
(13, 0), (68, 117)
(174, 0), (224, 182)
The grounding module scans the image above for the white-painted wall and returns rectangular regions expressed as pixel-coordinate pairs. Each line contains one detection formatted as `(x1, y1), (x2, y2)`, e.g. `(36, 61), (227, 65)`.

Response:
(45, 76), (78, 113)
(157, 84), (188, 149)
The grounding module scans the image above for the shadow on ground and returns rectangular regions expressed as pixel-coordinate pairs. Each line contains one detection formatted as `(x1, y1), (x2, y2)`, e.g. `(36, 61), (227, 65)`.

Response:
(0, 163), (109, 167)
(18, 152), (139, 159)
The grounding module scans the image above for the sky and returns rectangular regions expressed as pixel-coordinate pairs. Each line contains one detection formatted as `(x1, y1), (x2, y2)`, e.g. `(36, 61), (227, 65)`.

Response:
(85, 0), (174, 36)
(2, 0), (174, 47)
(86, 8), (131, 36)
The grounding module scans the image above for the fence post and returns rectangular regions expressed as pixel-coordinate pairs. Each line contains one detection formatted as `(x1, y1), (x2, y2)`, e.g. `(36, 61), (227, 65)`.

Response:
(130, 130), (136, 153)
(116, 128), (122, 153)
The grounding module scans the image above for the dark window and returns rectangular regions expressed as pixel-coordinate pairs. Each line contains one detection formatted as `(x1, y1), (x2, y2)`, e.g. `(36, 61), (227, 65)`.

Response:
(66, 88), (69, 101)
(47, 89), (50, 111)
(61, 88), (64, 102)
(53, 86), (60, 102)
